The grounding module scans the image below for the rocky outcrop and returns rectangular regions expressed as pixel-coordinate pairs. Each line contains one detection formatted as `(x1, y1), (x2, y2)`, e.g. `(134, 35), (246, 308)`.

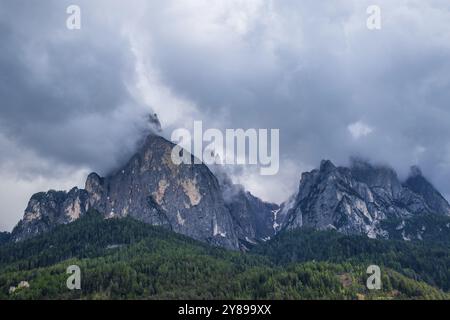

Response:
(11, 188), (89, 242)
(280, 159), (450, 240)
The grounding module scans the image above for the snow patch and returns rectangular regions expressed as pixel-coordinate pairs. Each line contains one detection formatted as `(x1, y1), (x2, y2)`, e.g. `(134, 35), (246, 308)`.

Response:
(272, 209), (281, 231)
(396, 220), (405, 230)
(176, 211), (186, 226)
(401, 230), (411, 241)
(213, 220), (227, 238)
(245, 236), (257, 245)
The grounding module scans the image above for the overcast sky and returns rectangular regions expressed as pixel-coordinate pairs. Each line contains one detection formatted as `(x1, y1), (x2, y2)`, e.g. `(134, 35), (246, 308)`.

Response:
(2, 0), (450, 231)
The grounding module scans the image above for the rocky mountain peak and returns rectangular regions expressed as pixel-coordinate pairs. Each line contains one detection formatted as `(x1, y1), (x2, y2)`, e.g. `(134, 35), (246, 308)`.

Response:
(84, 134), (241, 249)
(9, 129), (450, 249)
(280, 159), (450, 240)
(11, 133), (279, 249)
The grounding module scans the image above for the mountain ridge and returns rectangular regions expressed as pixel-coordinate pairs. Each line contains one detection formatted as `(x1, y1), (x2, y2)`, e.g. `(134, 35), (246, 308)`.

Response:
(10, 134), (279, 249)
(278, 158), (450, 241)
(7, 133), (450, 249)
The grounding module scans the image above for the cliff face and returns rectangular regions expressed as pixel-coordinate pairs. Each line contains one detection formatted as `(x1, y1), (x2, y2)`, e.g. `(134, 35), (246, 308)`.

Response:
(85, 135), (239, 249)
(279, 160), (450, 240)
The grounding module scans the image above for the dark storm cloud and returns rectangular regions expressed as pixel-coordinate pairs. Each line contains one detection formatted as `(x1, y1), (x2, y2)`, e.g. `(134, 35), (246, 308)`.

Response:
(2, 0), (450, 231)
(0, 0), (151, 176)
(131, 0), (450, 195)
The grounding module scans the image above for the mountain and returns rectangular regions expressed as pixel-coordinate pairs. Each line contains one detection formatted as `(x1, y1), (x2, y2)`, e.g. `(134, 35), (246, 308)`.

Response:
(8, 127), (450, 250)
(1, 212), (448, 300)
(3, 149), (450, 299)
(10, 134), (278, 249)
(278, 159), (450, 241)
(11, 134), (240, 249)
(215, 170), (279, 248)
